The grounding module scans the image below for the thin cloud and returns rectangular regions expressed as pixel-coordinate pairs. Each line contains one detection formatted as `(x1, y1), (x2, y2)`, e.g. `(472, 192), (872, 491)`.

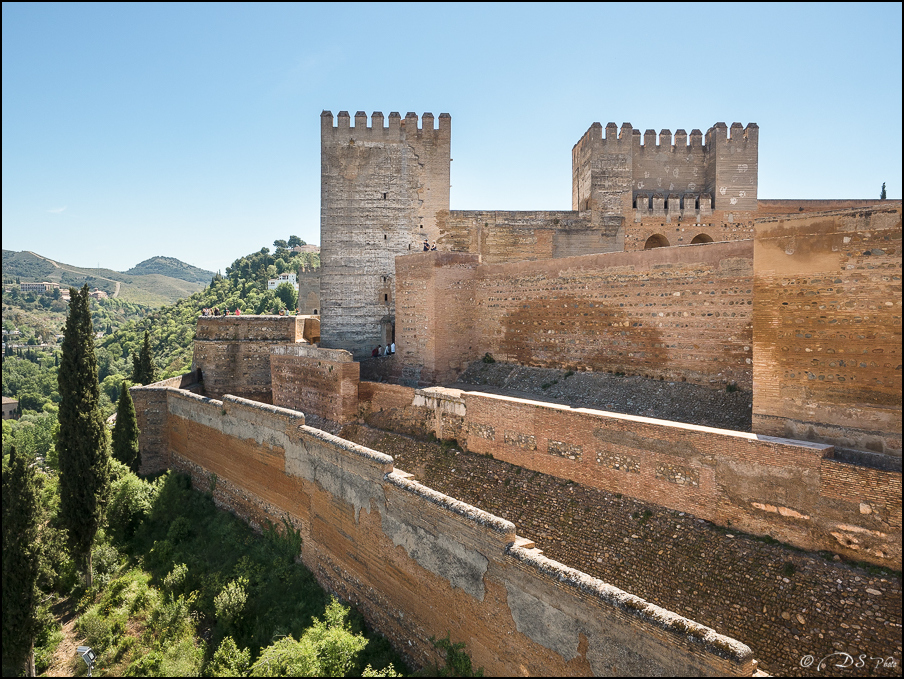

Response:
(47, 206), (67, 213)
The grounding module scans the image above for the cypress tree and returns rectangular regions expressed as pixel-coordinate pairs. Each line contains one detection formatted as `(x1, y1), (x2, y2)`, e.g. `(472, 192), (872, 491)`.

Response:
(2, 446), (42, 677)
(56, 285), (110, 587)
(111, 383), (141, 474)
(134, 331), (157, 385)
(130, 349), (140, 384)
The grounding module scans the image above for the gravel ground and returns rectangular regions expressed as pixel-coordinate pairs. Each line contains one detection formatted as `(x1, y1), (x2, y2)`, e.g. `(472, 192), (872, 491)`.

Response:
(340, 426), (903, 678)
(450, 360), (753, 432)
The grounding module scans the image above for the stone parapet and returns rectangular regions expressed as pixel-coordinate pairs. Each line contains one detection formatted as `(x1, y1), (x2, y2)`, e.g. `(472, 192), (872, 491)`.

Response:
(158, 386), (758, 676)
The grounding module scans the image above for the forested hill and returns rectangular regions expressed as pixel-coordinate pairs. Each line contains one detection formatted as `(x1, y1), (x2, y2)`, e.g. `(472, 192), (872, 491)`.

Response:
(98, 240), (320, 389)
(2, 240), (320, 420)
(1, 250), (208, 307)
(125, 256), (214, 284)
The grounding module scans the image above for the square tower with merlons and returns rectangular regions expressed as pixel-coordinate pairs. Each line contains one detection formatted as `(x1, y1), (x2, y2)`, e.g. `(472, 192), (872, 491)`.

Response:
(320, 110), (450, 357)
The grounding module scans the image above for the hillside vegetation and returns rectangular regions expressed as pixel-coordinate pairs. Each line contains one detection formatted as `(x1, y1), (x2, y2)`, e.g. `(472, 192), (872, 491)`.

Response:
(0, 236), (485, 677)
(3, 240), (321, 421)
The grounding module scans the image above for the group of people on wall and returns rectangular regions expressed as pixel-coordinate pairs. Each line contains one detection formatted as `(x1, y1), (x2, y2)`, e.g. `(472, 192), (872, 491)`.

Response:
(372, 343), (395, 357)
(200, 307), (294, 317)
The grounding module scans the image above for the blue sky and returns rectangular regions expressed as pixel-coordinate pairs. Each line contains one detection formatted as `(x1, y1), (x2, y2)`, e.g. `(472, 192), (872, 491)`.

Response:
(3, 2), (901, 274)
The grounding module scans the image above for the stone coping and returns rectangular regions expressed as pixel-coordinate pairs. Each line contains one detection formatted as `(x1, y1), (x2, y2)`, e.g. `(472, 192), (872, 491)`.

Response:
(505, 544), (755, 666)
(467, 391), (834, 455)
(385, 470), (516, 536)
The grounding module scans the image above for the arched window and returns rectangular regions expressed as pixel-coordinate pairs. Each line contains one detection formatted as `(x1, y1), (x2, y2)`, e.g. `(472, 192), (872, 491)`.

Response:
(644, 234), (670, 250)
(691, 233), (714, 244)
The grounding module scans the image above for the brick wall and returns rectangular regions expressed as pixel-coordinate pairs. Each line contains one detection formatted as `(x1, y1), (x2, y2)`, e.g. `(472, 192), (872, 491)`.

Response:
(270, 345), (359, 423)
(143, 387), (757, 676)
(193, 316), (305, 403)
(624, 210), (756, 251)
(435, 209), (621, 262)
(395, 242), (754, 389)
(394, 252), (481, 386)
(458, 391), (901, 568)
(752, 205), (902, 458)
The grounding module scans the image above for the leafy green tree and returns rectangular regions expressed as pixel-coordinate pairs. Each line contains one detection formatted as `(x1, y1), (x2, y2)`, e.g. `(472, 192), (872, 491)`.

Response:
(287, 235), (304, 247)
(274, 282), (298, 313)
(208, 636), (251, 677)
(273, 239), (289, 250)
(880, 182), (887, 200)
(2, 446), (42, 677)
(250, 598), (367, 677)
(56, 285), (110, 587)
(111, 384), (141, 474)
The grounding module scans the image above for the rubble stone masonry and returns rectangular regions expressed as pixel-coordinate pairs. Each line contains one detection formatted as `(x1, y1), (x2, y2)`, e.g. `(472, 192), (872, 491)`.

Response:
(356, 427), (902, 677)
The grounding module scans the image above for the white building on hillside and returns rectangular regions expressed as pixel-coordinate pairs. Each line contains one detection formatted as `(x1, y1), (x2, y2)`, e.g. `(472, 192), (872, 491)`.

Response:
(267, 272), (298, 291)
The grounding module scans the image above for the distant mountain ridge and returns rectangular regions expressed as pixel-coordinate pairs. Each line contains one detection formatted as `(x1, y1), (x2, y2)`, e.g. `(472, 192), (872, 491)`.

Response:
(125, 256), (215, 285)
(1, 249), (212, 307)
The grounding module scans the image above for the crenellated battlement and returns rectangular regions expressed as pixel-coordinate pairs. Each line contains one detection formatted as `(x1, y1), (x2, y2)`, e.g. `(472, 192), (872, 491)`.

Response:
(321, 110), (451, 141)
(705, 122), (758, 146)
(572, 119), (758, 215)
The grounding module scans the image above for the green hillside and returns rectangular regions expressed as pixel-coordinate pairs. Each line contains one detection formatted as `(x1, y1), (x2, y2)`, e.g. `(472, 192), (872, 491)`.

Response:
(2, 250), (208, 307)
(125, 255), (214, 284)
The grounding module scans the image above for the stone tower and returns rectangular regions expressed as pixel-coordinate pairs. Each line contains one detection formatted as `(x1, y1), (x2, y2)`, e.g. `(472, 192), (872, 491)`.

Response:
(319, 110), (451, 357)
(572, 121), (759, 223)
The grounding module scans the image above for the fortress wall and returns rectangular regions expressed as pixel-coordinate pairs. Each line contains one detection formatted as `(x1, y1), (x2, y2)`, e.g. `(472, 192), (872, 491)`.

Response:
(752, 205), (902, 458)
(270, 344), (359, 423)
(394, 252), (481, 386)
(624, 211), (757, 251)
(299, 316), (320, 344)
(297, 268), (321, 315)
(357, 381), (433, 439)
(461, 391), (902, 568)
(631, 128), (707, 201)
(193, 316), (305, 403)
(358, 381), (416, 411)
(151, 387), (756, 676)
(472, 241), (754, 388)
(756, 199), (901, 216)
(436, 209), (610, 263)
(131, 370), (202, 475)
(706, 123), (758, 212)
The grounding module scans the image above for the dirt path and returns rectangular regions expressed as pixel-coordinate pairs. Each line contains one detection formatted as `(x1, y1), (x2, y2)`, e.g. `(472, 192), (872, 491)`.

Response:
(25, 251), (61, 268)
(45, 596), (82, 677)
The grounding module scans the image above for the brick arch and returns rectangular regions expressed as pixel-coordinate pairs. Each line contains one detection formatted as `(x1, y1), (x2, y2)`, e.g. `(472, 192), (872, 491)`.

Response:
(644, 234), (670, 250)
(691, 233), (714, 244)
